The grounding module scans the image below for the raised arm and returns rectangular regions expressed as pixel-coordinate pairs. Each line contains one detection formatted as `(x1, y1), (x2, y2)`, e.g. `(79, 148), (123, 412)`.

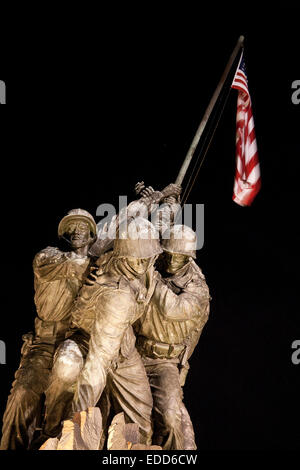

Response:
(153, 275), (210, 322)
(89, 183), (181, 258)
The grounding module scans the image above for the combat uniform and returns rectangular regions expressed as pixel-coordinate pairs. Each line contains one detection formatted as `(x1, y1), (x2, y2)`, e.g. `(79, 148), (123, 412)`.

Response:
(45, 218), (163, 446)
(134, 250), (210, 449)
(41, 186), (181, 446)
(0, 247), (92, 450)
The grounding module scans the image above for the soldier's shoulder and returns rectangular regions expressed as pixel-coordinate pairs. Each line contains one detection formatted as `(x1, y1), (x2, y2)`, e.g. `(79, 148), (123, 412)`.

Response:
(189, 260), (207, 281)
(33, 246), (63, 267)
(181, 261), (209, 292)
(188, 262), (211, 302)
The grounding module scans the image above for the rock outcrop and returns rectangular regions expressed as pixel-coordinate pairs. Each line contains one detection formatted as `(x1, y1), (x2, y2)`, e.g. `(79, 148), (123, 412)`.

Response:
(39, 408), (161, 451)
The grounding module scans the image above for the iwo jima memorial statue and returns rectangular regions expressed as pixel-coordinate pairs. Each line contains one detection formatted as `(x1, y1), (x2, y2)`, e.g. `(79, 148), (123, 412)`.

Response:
(1, 36), (261, 450)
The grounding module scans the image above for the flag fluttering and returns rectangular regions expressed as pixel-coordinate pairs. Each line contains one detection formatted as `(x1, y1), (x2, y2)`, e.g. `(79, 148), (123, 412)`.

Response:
(231, 52), (261, 206)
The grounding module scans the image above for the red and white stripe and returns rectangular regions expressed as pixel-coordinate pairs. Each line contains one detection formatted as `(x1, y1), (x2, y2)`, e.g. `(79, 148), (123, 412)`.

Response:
(231, 53), (261, 206)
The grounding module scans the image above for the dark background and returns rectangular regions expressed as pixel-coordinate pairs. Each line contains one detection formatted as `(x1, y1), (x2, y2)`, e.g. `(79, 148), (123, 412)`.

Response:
(0, 7), (299, 451)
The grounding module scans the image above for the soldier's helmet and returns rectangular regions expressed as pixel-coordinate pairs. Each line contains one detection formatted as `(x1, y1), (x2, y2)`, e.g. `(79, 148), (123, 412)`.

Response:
(161, 225), (197, 259)
(58, 209), (98, 238)
(114, 217), (162, 259)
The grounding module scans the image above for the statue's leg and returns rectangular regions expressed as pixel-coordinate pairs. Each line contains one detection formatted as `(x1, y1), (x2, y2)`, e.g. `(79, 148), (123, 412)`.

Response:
(1, 384), (43, 450)
(43, 339), (85, 438)
(0, 348), (52, 450)
(145, 361), (185, 450)
(96, 388), (111, 450)
(180, 402), (197, 450)
(107, 348), (153, 446)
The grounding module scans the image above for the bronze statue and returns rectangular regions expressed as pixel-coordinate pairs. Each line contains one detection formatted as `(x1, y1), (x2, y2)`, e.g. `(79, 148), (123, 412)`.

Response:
(0, 209), (97, 450)
(134, 225), (210, 450)
(40, 183), (181, 446)
(1, 184), (209, 451)
(72, 218), (162, 444)
(43, 218), (162, 446)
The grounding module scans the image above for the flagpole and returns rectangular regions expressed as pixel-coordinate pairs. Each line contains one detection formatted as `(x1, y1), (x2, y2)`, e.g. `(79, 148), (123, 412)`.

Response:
(175, 35), (244, 186)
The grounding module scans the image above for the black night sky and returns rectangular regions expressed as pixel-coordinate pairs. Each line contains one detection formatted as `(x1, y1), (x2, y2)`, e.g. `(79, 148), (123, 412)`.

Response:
(0, 7), (299, 455)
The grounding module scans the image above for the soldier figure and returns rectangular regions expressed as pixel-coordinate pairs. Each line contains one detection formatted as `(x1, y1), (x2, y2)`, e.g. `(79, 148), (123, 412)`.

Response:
(134, 225), (210, 450)
(42, 184), (181, 446)
(43, 218), (161, 446)
(0, 209), (97, 450)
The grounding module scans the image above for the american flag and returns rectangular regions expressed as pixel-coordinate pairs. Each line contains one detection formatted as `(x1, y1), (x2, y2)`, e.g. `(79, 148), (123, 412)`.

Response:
(231, 52), (261, 206)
